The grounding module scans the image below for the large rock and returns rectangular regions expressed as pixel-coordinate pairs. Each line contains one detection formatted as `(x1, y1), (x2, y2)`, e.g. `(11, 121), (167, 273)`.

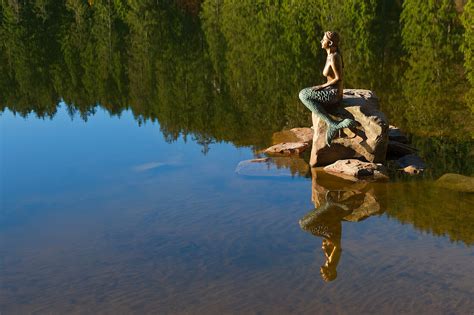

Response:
(263, 142), (310, 156)
(310, 89), (389, 166)
(323, 159), (389, 182)
(435, 173), (474, 193)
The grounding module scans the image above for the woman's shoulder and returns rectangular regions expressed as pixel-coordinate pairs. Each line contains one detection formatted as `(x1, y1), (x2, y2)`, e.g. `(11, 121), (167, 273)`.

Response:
(330, 52), (342, 61)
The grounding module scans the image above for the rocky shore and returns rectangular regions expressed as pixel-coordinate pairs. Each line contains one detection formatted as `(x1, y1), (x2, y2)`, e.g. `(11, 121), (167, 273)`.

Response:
(257, 89), (426, 181)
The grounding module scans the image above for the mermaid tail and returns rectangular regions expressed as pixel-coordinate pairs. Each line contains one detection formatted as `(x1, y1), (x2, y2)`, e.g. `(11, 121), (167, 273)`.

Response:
(325, 118), (357, 146)
(326, 123), (339, 147)
(298, 87), (357, 146)
(338, 118), (357, 129)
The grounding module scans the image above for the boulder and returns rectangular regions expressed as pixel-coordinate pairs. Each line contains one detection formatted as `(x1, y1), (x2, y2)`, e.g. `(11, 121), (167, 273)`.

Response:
(323, 159), (389, 181)
(310, 89), (389, 166)
(435, 173), (474, 193)
(263, 142), (310, 156)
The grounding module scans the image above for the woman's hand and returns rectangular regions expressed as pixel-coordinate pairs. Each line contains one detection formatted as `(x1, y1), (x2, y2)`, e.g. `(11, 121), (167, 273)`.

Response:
(312, 85), (324, 91)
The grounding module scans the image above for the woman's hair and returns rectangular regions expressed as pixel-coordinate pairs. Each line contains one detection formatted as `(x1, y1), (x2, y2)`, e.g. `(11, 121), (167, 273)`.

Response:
(325, 31), (340, 48)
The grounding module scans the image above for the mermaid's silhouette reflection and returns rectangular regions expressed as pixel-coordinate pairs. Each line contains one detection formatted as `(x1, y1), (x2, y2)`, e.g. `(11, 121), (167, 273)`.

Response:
(299, 168), (386, 282)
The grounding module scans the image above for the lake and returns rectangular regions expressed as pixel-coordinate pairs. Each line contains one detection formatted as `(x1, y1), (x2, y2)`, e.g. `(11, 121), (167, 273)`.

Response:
(1, 1), (473, 314)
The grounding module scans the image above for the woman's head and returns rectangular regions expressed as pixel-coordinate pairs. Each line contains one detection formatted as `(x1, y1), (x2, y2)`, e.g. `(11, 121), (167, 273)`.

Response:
(320, 237), (341, 282)
(320, 265), (338, 282)
(321, 31), (340, 50)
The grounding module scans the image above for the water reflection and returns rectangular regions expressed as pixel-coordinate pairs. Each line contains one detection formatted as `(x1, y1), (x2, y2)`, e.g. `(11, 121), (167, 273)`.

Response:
(299, 169), (386, 281)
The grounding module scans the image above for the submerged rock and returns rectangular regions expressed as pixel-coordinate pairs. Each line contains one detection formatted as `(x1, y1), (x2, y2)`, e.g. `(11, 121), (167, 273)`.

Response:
(323, 159), (389, 181)
(310, 89), (389, 167)
(435, 173), (474, 193)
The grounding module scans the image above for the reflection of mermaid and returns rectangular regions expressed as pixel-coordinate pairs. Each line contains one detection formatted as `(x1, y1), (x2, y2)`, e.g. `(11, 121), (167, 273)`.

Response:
(300, 169), (384, 281)
(299, 191), (351, 282)
(298, 31), (356, 146)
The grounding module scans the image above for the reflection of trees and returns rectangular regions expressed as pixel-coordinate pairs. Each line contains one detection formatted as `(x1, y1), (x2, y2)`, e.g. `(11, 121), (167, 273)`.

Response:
(410, 136), (474, 178)
(0, 0), (60, 117)
(397, 0), (468, 136)
(317, 0), (380, 88)
(461, 0), (474, 111)
(385, 181), (474, 246)
(202, 0), (321, 133)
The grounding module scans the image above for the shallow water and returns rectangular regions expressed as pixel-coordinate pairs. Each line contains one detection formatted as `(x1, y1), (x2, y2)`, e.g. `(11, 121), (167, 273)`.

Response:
(1, 1), (474, 314)
(1, 106), (473, 314)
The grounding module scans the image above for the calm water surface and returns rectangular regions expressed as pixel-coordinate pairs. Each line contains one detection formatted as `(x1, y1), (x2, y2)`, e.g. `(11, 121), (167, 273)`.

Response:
(1, 1), (474, 314)
(2, 106), (473, 314)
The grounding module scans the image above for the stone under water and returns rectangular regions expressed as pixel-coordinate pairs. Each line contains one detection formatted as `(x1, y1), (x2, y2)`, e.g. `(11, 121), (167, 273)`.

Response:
(435, 173), (474, 193)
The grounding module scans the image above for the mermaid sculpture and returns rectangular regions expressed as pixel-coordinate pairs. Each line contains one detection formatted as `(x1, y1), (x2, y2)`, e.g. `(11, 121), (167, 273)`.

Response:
(299, 31), (356, 146)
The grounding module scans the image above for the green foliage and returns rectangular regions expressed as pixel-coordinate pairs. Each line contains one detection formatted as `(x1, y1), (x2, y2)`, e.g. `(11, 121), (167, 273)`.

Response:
(461, 0), (474, 113)
(316, 0), (381, 88)
(461, 0), (474, 83)
(400, 0), (468, 137)
(385, 181), (474, 246)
